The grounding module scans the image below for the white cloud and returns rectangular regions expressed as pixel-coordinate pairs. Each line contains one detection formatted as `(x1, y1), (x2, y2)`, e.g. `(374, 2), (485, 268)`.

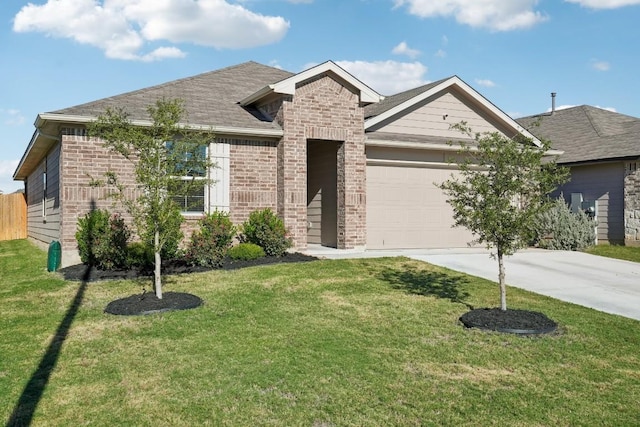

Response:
(565, 0), (640, 8)
(434, 49), (447, 57)
(335, 60), (429, 95)
(0, 160), (19, 176)
(13, 0), (290, 61)
(1, 109), (26, 126)
(475, 78), (496, 88)
(0, 160), (21, 193)
(393, 0), (548, 31)
(141, 47), (187, 62)
(392, 41), (421, 59)
(590, 60), (611, 71)
(545, 104), (617, 113)
(547, 104), (576, 112)
(434, 35), (448, 57)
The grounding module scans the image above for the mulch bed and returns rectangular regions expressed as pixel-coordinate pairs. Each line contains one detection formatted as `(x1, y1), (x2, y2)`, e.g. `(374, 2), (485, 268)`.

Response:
(58, 252), (319, 283)
(459, 308), (558, 335)
(104, 291), (204, 316)
(59, 256), (559, 328)
(58, 253), (318, 316)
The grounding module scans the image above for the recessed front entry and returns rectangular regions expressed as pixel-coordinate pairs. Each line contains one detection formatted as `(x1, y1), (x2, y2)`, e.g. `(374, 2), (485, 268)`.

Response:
(307, 140), (340, 247)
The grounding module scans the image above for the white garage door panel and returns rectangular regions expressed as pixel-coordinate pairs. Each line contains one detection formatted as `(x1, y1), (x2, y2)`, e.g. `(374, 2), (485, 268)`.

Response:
(366, 164), (474, 249)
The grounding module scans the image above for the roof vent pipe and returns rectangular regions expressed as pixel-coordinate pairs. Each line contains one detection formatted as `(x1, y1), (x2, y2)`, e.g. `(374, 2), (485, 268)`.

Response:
(551, 92), (556, 115)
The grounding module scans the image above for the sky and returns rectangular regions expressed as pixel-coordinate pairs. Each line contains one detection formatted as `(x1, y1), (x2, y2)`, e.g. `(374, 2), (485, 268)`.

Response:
(2, 0), (640, 193)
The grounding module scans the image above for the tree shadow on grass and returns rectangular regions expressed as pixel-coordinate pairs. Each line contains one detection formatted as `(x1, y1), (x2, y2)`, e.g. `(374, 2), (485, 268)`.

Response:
(378, 263), (474, 310)
(6, 266), (90, 427)
(7, 200), (97, 427)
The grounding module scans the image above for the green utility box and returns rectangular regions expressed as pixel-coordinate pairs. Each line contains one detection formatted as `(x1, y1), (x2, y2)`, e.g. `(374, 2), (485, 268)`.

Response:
(47, 240), (61, 272)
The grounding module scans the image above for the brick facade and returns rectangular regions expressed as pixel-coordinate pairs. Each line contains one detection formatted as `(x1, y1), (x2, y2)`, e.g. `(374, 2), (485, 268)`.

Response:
(54, 131), (280, 265)
(48, 74), (370, 265)
(226, 137), (278, 223)
(58, 130), (138, 266)
(271, 75), (366, 249)
(624, 159), (640, 246)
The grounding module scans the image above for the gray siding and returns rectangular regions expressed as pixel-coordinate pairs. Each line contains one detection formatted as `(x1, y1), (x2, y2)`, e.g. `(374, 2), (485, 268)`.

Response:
(26, 142), (61, 245)
(375, 91), (507, 138)
(555, 162), (625, 243)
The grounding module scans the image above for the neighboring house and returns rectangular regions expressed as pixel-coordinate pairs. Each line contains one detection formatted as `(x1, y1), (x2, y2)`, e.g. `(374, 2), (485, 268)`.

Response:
(517, 106), (640, 246)
(13, 60), (539, 267)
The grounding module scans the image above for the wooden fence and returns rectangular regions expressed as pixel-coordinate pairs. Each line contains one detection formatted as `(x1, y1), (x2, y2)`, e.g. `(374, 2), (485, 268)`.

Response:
(0, 193), (27, 241)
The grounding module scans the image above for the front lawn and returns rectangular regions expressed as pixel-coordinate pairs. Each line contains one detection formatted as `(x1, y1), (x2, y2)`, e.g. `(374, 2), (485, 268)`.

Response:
(2, 239), (639, 426)
(585, 244), (640, 263)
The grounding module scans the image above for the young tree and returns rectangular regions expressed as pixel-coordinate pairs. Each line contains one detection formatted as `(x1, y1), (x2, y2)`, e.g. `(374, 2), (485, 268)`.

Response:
(88, 98), (213, 299)
(438, 123), (568, 311)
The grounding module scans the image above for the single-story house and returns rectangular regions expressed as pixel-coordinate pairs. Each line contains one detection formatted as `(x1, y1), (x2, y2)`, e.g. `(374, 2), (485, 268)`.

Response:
(517, 105), (640, 245)
(13, 60), (540, 267)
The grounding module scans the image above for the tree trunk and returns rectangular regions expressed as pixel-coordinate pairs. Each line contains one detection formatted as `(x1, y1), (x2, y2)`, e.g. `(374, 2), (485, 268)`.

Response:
(497, 248), (507, 311)
(154, 230), (162, 300)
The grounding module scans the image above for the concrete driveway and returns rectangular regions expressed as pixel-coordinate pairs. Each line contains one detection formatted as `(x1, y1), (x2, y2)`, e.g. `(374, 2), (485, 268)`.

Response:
(305, 246), (640, 321)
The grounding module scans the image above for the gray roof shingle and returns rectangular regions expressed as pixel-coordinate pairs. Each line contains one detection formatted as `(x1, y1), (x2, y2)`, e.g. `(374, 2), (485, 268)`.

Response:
(52, 61), (294, 131)
(51, 63), (457, 133)
(516, 106), (640, 164)
(363, 77), (452, 119)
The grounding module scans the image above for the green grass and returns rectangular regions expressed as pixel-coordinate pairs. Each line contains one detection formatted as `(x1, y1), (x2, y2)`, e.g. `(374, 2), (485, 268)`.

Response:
(585, 244), (640, 263)
(2, 239), (639, 426)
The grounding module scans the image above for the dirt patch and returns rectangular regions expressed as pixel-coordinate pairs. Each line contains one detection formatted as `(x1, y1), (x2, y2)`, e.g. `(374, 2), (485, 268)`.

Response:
(459, 308), (558, 335)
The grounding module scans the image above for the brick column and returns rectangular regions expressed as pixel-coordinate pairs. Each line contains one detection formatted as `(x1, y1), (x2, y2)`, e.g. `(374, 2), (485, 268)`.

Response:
(277, 101), (308, 249)
(342, 129), (367, 249)
(276, 75), (366, 250)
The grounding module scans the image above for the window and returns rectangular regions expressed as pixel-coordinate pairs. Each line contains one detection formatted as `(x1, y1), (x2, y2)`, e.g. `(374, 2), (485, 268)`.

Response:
(167, 142), (208, 213)
(169, 179), (206, 212)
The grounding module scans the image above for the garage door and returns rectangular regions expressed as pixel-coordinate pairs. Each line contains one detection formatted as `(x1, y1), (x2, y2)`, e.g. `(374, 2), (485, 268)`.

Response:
(366, 164), (475, 249)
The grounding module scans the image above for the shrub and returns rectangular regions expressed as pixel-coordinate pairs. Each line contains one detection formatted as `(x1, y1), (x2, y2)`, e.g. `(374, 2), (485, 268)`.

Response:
(127, 242), (154, 269)
(240, 208), (292, 257)
(76, 209), (131, 269)
(536, 197), (596, 250)
(185, 210), (237, 267)
(98, 213), (131, 270)
(76, 209), (110, 266)
(228, 243), (265, 260)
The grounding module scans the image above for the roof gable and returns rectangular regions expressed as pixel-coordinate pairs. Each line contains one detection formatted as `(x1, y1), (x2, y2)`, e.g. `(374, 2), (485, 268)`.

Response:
(364, 76), (539, 145)
(240, 61), (383, 106)
(516, 106), (640, 164)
